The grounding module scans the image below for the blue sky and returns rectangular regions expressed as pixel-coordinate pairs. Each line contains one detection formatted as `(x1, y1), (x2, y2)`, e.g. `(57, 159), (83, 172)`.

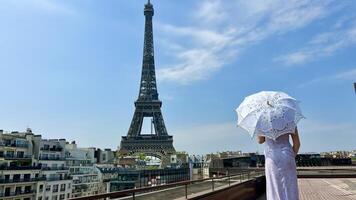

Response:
(0, 0), (355, 155)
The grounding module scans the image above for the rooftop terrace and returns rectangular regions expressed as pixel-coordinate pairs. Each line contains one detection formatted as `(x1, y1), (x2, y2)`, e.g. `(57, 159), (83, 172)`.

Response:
(70, 167), (356, 200)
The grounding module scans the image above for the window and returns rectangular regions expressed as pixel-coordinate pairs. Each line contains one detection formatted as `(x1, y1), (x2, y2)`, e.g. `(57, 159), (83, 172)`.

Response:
(45, 197), (49, 200)
(53, 184), (58, 192)
(24, 174), (31, 181)
(68, 183), (71, 189)
(38, 197), (43, 200)
(13, 174), (20, 182)
(7, 151), (14, 157)
(59, 194), (65, 200)
(67, 193), (70, 198)
(5, 187), (10, 196)
(24, 186), (31, 193)
(17, 151), (24, 158)
(15, 186), (22, 194)
(46, 185), (51, 191)
(52, 195), (58, 200)
(39, 184), (44, 192)
(60, 184), (66, 191)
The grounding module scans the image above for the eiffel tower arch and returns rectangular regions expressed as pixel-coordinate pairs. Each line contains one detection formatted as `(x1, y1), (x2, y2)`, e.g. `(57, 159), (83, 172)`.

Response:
(118, 0), (175, 166)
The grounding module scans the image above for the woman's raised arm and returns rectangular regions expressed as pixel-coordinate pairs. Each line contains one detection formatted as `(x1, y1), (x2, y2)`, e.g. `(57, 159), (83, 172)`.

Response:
(291, 127), (301, 155)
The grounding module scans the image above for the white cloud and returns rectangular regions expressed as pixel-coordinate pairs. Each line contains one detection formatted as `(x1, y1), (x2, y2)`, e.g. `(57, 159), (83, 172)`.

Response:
(298, 68), (356, 88)
(6, 0), (76, 15)
(276, 19), (356, 65)
(157, 0), (337, 84)
(333, 68), (356, 80)
(194, 0), (227, 25)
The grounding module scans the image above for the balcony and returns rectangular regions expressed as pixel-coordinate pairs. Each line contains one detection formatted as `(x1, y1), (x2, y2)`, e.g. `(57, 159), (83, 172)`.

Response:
(0, 143), (29, 148)
(42, 166), (69, 171)
(39, 156), (65, 161)
(0, 189), (35, 197)
(46, 176), (72, 182)
(0, 177), (46, 184)
(0, 165), (41, 170)
(40, 147), (63, 152)
(0, 154), (32, 160)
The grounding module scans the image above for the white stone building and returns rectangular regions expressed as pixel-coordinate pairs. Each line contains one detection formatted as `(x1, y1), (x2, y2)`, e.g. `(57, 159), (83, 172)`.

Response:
(65, 141), (103, 198)
(36, 139), (72, 200)
(0, 129), (72, 200)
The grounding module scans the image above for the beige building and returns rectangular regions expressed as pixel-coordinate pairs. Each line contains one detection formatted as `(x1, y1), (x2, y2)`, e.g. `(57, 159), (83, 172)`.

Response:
(0, 129), (72, 200)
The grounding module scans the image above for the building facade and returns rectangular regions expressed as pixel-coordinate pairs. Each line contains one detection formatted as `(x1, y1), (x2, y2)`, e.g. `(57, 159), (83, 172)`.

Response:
(0, 130), (72, 200)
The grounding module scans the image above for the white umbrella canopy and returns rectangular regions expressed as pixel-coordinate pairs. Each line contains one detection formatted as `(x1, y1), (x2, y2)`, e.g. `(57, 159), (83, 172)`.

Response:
(236, 91), (304, 140)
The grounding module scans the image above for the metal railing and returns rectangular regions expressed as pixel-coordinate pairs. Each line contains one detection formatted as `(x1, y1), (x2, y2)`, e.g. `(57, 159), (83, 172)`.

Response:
(0, 165), (41, 170)
(40, 147), (63, 152)
(39, 156), (66, 161)
(70, 169), (265, 200)
(0, 177), (46, 184)
(0, 189), (35, 197)
(1, 154), (32, 159)
(0, 143), (29, 148)
(41, 166), (69, 171)
(46, 176), (72, 182)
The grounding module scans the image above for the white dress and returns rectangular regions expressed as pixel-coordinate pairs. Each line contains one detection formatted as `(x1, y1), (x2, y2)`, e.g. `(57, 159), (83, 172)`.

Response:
(265, 134), (299, 200)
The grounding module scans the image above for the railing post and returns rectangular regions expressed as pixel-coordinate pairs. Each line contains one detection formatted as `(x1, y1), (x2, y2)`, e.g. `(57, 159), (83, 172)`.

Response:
(185, 184), (188, 199)
(212, 177), (214, 191)
(133, 191), (135, 200)
(228, 174), (231, 186)
(227, 168), (230, 186)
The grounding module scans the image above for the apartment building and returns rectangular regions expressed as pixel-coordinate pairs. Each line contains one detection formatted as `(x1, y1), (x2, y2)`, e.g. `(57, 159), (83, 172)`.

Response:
(0, 129), (72, 200)
(36, 139), (72, 200)
(0, 129), (42, 200)
(65, 142), (103, 198)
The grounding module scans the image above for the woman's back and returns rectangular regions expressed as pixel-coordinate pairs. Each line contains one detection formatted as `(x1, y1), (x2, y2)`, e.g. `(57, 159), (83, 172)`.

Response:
(264, 134), (299, 200)
(265, 134), (292, 151)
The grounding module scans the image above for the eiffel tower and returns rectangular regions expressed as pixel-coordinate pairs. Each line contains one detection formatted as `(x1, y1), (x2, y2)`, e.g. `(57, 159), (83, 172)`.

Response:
(118, 0), (175, 165)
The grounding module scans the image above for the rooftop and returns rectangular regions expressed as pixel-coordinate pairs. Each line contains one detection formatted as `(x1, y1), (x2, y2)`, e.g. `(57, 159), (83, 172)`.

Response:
(259, 178), (356, 200)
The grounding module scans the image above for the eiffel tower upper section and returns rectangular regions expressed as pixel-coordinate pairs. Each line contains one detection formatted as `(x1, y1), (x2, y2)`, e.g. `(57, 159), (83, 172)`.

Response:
(137, 0), (159, 103)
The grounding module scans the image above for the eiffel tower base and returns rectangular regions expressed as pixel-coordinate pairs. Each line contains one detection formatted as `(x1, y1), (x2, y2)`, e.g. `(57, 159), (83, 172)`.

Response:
(118, 136), (175, 168)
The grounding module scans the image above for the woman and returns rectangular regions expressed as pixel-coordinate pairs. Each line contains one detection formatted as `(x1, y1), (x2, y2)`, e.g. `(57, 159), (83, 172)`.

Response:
(257, 127), (300, 200)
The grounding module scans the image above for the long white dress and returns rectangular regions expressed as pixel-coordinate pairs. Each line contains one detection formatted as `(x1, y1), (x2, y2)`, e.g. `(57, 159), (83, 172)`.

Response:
(265, 134), (299, 200)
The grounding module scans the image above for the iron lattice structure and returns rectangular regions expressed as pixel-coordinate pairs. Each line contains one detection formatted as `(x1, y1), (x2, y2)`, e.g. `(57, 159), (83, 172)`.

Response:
(118, 1), (175, 161)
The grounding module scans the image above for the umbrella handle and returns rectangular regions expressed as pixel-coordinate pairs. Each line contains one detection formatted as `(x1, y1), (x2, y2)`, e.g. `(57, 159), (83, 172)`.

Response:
(267, 101), (274, 107)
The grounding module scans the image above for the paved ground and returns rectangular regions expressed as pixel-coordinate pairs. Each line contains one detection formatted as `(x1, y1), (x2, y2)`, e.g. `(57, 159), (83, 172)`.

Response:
(259, 178), (356, 200)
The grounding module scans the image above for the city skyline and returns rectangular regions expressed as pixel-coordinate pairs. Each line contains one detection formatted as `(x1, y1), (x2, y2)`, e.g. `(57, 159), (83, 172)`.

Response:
(0, 0), (356, 155)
